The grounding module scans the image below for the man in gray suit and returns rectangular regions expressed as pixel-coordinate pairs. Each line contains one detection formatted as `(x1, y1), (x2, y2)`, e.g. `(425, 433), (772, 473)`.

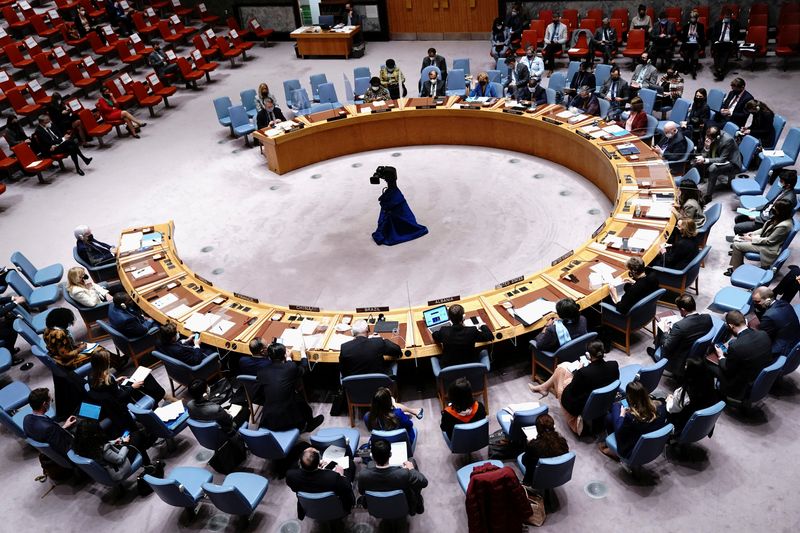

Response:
(357, 438), (428, 515)
(629, 52), (659, 96)
(693, 125), (742, 203)
(648, 295), (713, 366)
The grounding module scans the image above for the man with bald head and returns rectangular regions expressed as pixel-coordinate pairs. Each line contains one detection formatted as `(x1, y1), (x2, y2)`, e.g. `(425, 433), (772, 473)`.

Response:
(286, 447), (355, 520)
(653, 121), (688, 172)
(339, 319), (402, 378)
(752, 287), (800, 357)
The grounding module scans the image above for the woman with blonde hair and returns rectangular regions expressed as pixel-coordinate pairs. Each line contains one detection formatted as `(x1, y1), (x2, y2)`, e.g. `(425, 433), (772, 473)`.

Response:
(66, 266), (109, 307)
(660, 217), (699, 269)
(600, 380), (667, 460)
(469, 72), (499, 98)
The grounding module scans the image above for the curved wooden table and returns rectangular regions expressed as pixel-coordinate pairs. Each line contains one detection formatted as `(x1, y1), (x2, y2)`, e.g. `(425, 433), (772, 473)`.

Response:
(118, 99), (677, 363)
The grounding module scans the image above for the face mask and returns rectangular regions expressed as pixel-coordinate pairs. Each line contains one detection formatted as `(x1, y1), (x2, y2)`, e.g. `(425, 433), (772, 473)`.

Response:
(371, 85), (380, 91)
(640, 57), (648, 64)
(690, 17), (697, 23)
(660, 18), (666, 23)
(479, 80), (487, 86)
(82, 274), (89, 281)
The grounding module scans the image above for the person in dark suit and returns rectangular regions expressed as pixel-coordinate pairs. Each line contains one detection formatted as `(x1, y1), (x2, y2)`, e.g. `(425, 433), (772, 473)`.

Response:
(74, 225), (116, 267)
(339, 319), (401, 378)
(649, 12), (677, 69)
(563, 61), (596, 99)
(609, 257), (660, 315)
(693, 126), (741, 203)
(503, 56), (529, 99)
(530, 340), (620, 435)
(594, 18), (618, 64)
(601, 380), (667, 459)
(568, 85), (600, 116)
(660, 218), (700, 270)
(752, 288), (800, 357)
(287, 447), (355, 520)
(257, 341), (324, 432)
(432, 304), (493, 370)
(520, 413), (569, 485)
(648, 294), (713, 364)
(517, 76), (547, 106)
(0, 293), (25, 360)
(740, 100), (775, 148)
(341, 3), (361, 26)
(734, 170), (797, 236)
(22, 388), (76, 456)
(108, 292), (156, 338)
(357, 438), (428, 515)
(419, 69), (446, 97)
(774, 265), (800, 303)
(255, 97), (286, 130)
(157, 322), (212, 366)
(710, 8), (741, 80)
(420, 47), (447, 83)
(713, 78), (754, 128)
(712, 310), (773, 400)
(653, 121), (689, 172)
(532, 298), (588, 353)
(599, 66), (630, 120)
(32, 114), (92, 176)
(680, 11), (705, 79)
(227, 336), (272, 376)
(186, 379), (247, 439)
(666, 358), (720, 433)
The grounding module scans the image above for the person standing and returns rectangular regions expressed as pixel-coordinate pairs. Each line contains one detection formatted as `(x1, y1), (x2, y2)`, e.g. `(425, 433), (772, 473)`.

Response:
(420, 47), (447, 82)
(693, 126), (741, 203)
(379, 59), (405, 100)
(680, 10), (705, 79)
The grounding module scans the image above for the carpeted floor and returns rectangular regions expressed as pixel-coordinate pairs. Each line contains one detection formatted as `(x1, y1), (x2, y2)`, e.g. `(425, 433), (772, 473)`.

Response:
(0, 33), (799, 533)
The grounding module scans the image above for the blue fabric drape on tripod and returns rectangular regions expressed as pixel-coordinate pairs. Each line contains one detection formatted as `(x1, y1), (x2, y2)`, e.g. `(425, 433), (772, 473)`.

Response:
(372, 186), (428, 246)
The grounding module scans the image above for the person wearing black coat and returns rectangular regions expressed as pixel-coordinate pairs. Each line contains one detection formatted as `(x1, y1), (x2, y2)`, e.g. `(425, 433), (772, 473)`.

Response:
(255, 97), (286, 130)
(740, 100), (775, 149)
(432, 304), (493, 369)
(257, 341), (324, 432)
(712, 78), (754, 128)
(339, 319), (402, 378)
(610, 257), (660, 315)
(752, 288), (800, 357)
(287, 447), (355, 520)
(660, 218), (700, 270)
(710, 9), (741, 80)
(680, 12), (706, 78)
(648, 294), (713, 366)
(684, 89), (711, 144)
(712, 311), (773, 400)
(420, 47), (447, 82)
(532, 298), (588, 353)
(602, 381), (668, 459)
(32, 114), (92, 176)
(157, 323), (213, 366)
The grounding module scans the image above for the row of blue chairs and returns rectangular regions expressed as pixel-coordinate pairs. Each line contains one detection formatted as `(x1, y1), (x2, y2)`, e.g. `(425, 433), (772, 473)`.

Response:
(213, 95), (257, 147)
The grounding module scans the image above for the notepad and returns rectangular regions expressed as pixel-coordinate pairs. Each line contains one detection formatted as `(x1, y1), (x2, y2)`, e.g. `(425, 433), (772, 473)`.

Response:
(322, 444), (352, 470)
(590, 262), (617, 277)
(131, 266), (155, 279)
(736, 207), (760, 218)
(119, 232), (143, 253)
(657, 313), (682, 333)
(299, 319), (320, 335)
(561, 355), (590, 373)
(226, 403), (242, 418)
(209, 319), (235, 336)
(81, 342), (99, 354)
(602, 124), (627, 136)
(152, 293), (178, 309)
(123, 365), (152, 385)
(388, 441), (408, 467)
(166, 303), (191, 319)
(155, 400), (185, 422)
(556, 110), (574, 119)
(645, 202), (672, 219)
(513, 299), (557, 326)
(762, 149), (785, 158)
(521, 426), (538, 441)
(502, 402), (541, 416)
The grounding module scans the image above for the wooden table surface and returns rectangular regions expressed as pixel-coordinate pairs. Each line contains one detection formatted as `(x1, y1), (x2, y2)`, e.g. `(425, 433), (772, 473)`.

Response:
(290, 26), (360, 59)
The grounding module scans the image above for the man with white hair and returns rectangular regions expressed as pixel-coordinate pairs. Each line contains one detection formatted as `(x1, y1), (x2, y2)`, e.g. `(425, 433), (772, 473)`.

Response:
(339, 319), (402, 378)
(653, 121), (688, 173)
(74, 225), (116, 267)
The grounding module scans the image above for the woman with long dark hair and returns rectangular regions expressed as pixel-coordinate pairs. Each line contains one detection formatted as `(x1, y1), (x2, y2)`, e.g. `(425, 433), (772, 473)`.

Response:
(600, 381), (667, 460)
(364, 387), (420, 444)
(521, 414), (569, 485)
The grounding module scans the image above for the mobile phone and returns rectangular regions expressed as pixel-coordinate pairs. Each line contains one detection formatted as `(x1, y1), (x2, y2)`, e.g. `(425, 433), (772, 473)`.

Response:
(121, 430), (130, 439)
(324, 461), (338, 470)
(715, 343), (728, 354)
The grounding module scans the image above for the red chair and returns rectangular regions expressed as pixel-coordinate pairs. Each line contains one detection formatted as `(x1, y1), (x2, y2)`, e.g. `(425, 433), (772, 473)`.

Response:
(149, 0), (169, 13)
(132, 12), (159, 41)
(538, 10), (553, 28)
(748, 14), (768, 29)
(168, 0), (192, 19)
(131, 81), (163, 116)
(581, 18), (599, 33)
(776, 24), (800, 70)
(30, 14), (61, 39)
(0, 146), (18, 179)
(781, 3), (800, 17)
(695, 6), (710, 21)
(60, 24), (87, 47)
(0, 69), (22, 104)
(665, 7), (682, 21)
(146, 72), (176, 105)
(87, 31), (115, 60)
(26, 79), (51, 105)
(567, 31), (591, 61)
(52, 45), (82, 68)
(55, 0), (80, 12)
(103, 77), (135, 107)
(79, 0), (104, 19)
(158, 20), (184, 45)
(517, 29), (537, 55)
(130, 33), (154, 55)
(0, 26), (15, 53)
(78, 108), (112, 146)
(785, 12), (800, 25)
(229, 29), (253, 53)
(190, 49), (218, 81)
(586, 9), (604, 24)
(528, 19), (545, 46)
(610, 8), (628, 31)
(247, 17), (273, 46)
(115, 40), (143, 69)
(215, 35), (241, 66)
(562, 9), (578, 32)
(741, 26), (768, 69)
(65, 62), (99, 92)
(197, 3), (219, 26)
(33, 52), (64, 80)
(3, 42), (35, 72)
(193, 33), (218, 58)
(176, 56), (204, 86)
(2, 6), (31, 33)
(227, 15), (251, 39)
(173, 18), (198, 39)
(11, 142), (52, 184)
(622, 29), (646, 65)
(83, 55), (112, 79)
(5, 88), (41, 116)
(22, 35), (46, 59)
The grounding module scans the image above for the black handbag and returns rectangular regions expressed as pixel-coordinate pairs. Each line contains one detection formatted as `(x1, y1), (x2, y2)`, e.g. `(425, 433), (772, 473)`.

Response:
(136, 460), (165, 496)
(209, 437), (247, 474)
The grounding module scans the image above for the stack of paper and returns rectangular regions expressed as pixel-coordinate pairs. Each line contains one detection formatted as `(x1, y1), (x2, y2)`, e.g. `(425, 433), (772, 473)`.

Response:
(602, 124), (628, 136)
(657, 313), (681, 333)
(556, 110), (574, 119)
(119, 232), (143, 253)
(646, 202), (673, 219)
(568, 113), (589, 124)
(561, 355), (590, 372)
(322, 445), (352, 470)
(183, 312), (219, 333)
(327, 333), (355, 351)
(131, 266), (155, 279)
(155, 400), (185, 422)
(152, 292), (178, 309)
(521, 426), (539, 441)
(513, 299), (557, 326)
(502, 402), (541, 416)
(300, 319), (320, 335)
(629, 228), (660, 249)
(166, 303), (191, 319)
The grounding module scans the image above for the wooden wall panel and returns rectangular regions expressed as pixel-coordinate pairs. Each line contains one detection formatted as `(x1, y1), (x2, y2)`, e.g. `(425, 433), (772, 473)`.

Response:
(387, 0), (497, 35)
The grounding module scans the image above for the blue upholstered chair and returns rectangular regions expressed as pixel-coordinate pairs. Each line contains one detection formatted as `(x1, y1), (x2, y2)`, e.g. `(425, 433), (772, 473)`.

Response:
(62, 287), (110, 342)
(152, 349), (220, 396)
(652, 246), (710, 298)
(11, 302), (53, 334)
(737, 135), (760, 173)
(27, 437), (75, 471)
(598, 97), (610, 118)
(673, 401), (726, 446)
(145, 466), (213, 511)
(228, 105), (256, 147)
(530, 331), (597, 382)
(97, 319), (159, 368)
(309, 73), (328, 101)
(213, 96), (233, 132)
(722, 120), (739, 139)
(364, 490), (410, 520)
(317, 82), (341, 107)
(0, 380), (31, 414)
(732, 157), (774, 197)
(601, 289), (666, 355)
(187, 418), (227, 452)
(759, 127), (800, 168)
(639, 114), (658, 144)
(740, 180), (783, 211)
(128, 403), (189, 444)
(515, 451), (576, 495)
(354, 76), (370, 99)
(73, 246), (118, 283)
(240, 88), (258, 118)
(674, 166), (700, 187)
(618, 358), (668, 394)
(297, 491), (347, 522)
(581, 380), (620, 434)
(731, 249), (790, 290)
(353, 66), (370, 80)
(456, 460), (504, 493)
(565, 61), (580, 85)
(68, 448), (144, 488)
(10, 251), (63, 286)
(341, 373), (395, 427)
(239, 422), (300, 462)
(545, 87), (557, 104)
(234, 374), (262, 424)
(1, 401), (53, 439)
(780, 341), (800, 377)
(486, 69), (501, 84)
(665, 316), (721, 376)
(371, 427), (417, 457)
(667, 137), (695, 175)
(605, 423), (674, 471)
(547, 71), (566, 92)
(310, 427), (360, 457)
(711, 287), (753, 315)
(0, 347), (11, 373)
(638, 88), (656, 114)
(446, 68), (465, 96)
(5, 270), (60, 308)
(496, 404), (548, 446)
(431, 360), (489, 410)
(768, 114), (787, 150)
(282, 79), (301, 108)
(656, 98), (690, 133)
(442, 418), (489, 454)
(13, 317), (47, 352)
(453, 57), (470, 75)
(742, 218), (799, 263)
(707, 88), (724, 113)
(203, 472), (269, 519)
(31, 344), (92, 380)
(697, 203), (721, 250)
(594, 63), (611, 92)
(726, 356), (786, 411)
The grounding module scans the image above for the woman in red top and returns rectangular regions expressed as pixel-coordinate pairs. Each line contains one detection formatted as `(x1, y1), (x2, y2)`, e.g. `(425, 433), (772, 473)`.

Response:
(440, 377), (486, 438)
(96, 87), (147, 138)
(619, 96), (649, 137)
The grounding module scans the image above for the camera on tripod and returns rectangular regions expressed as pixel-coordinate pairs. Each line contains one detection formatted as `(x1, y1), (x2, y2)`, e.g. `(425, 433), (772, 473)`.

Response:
(369, 165), (398, 185)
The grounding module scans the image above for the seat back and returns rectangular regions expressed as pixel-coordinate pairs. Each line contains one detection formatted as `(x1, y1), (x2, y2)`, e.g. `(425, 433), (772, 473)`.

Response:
(548, 331), (598, 361)
(238, 425), (290, 459)
(532, 451), (576, 490)
(686, 316), (721, 362)
(582, 380), (621, 421)
(353, 66), (370, 80)
(129, 403), (176, 439)
(636, 358), (668, 393)
(448, 418), (489, 454)
(739, 135), (760, 171)
(62, 286), (110, 324)
(780, 219), (800, 254)
(9, 251), (39, 285)
(782, 341), (800, 375)
(508, 405), (548, 445)
(438, 362), (487, 396)
(239, 88), (256, 113)
(145, 475), (198, 507)
(420, 65), (442, 86)
(317, 82), (338, 104)
(678, 167), (700, 186)
(677, 401), (726, 444)
(152, 349), (218, 389)
(365, 490), (409, 520)
(452, 58), (470, 75)
(594, 63), (611, 90)
(626, 29), (645, 50)
(707, 88), (724, 113)
(697, 203), (721, 246)
(30, 344), (64, 376)
(780, 127), (800, 160)
(5, 270), (32, 300)
(67, 449), (118, 486)
(27, 437), (73, 469)
(228, 105), (251, 129)
(291, 88), (311, 113)
(203, 482), (258, 516)
(624, 423), (673, 466)
(371, 428), (414, 457)
(213, 95), (232, 122)
(566, 61), (580, 84)
(668, 98), (691, 123)
(446, 68), (465, 92)
(343, 75), (355, 103)
(341, 373), (394, 405)
(188, 418), (226, 450)
(638, 88), (656, 115)
(309, 73), (328, 100)
(354, 76), (370, 97)
(548, 71), (566, 92)
(298, 491), (346, 521)
(545, 87), (556, 105)
(627, 289), (667, 328)
(770, 115), (787, 150)
(748, 355), (787, 404)
(12, 318), (46, 351)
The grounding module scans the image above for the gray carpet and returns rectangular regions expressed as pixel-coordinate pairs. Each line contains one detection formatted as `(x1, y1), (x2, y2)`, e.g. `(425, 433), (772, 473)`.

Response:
(0, 34), (799, 533)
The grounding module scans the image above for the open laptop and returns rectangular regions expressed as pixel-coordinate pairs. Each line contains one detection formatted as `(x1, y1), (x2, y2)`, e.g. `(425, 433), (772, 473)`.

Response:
(77, 402), (101, 421)
(423, 305), (451, 333)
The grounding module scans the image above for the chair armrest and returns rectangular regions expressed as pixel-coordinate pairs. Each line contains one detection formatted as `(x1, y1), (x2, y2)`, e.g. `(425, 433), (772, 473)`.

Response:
(651, 265), (685, 276)
(189, 352), (220, 371)
(430, 357), (442, 377)
(599, 301), (622, 316)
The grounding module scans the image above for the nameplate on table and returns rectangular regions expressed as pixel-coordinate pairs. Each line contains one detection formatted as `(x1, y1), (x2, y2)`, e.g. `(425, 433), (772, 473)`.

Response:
(542, 116), (563, 125)
(415, 104), (437, 109)
(495, 275), (524, 289)
(601, 147), (614, 159)
(371, 107), (392, 114)
(356, 306), (390, 313)
(502, 108), (523, 115)
(194, 274), (213, 286)
(289, 304), (321, 312)
(427, 295), (460, 306)
(326, 114), (348, 121)
(550, 250), (574, 267)
(234, 292), (259, 304)
(575, 130), (592, 140)
(592, 222), (606, 239)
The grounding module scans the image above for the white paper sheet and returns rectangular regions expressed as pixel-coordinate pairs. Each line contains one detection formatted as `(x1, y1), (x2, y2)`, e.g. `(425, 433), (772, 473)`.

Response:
(155, 400), (185, 422)
(152, 293), (178, 309)
(299, 319), (320, 335)
(513, 299), (557, 325)
(327, 333), (355, 351)
(322, 444), (352, 469)
(119, 232), (143, 253)
(209, 319), (236, 336)
(131, 266), (155, 279)
(166, 303), (191, 319)
(388, 441), (408, 467)
(502, 401), (540, 415)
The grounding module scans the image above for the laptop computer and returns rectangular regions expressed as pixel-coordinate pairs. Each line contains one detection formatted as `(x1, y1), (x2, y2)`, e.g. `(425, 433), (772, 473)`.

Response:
(77, 402), (101, 420)
(423, 305), (451, 333)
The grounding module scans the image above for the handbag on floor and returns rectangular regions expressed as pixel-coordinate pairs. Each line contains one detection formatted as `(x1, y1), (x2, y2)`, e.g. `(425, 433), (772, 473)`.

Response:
(524, 486), (547, 527)
(209, 437), (247, 474)
(136, 460), (165, 496)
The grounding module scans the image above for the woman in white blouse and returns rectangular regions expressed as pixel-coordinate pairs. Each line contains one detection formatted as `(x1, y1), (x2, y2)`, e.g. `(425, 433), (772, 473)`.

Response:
(66, 266), (109, 307)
